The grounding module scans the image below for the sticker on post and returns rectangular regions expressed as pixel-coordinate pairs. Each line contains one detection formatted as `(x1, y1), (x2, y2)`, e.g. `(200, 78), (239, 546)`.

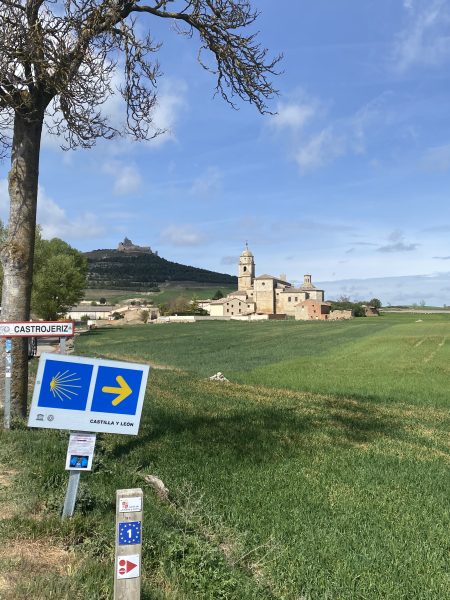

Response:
(65, 432), (96, 471)
(117, 554), (140, 579)
(119, 496), (142, 512)
(118, 521), (141, 545)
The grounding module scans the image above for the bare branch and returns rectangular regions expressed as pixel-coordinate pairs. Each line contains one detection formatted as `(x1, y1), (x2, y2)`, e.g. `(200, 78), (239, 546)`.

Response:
(0, 0), (280, 154)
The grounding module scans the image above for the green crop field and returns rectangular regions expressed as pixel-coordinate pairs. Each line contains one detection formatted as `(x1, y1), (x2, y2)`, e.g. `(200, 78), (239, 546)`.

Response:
(1, 314), (449, 599)
(83, 284), (235, 306)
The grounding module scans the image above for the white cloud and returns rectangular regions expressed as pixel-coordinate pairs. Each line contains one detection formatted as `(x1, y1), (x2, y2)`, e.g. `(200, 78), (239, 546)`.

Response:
(149, 80), (188, 146)
(295, 128), (346, 173)
(41, 65), (188, 153)
(37, 188), (105, 240)
(190, 167), (222, 198)
(274, 90), (390, 174)
(393, 0), (450, 72)
(272, 100), (317, 131)
(102, 161), (142, 196)
(0, 178), (105, 240)
(160, 224), (207, 246)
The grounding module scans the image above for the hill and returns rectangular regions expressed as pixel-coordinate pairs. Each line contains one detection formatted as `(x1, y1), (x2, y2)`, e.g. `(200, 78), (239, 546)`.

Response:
(84, 248), (237, 289)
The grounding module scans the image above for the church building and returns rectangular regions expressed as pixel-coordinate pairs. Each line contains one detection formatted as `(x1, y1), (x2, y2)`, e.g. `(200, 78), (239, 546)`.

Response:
(209, 245), (326, 318)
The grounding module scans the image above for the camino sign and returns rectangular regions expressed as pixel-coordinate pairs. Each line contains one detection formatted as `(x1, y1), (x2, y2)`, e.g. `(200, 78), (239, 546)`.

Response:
(28, 353), (150, 435)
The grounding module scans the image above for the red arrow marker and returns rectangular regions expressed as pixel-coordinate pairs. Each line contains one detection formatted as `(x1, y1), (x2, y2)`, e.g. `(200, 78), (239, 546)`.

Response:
(118, 558), (137, 575)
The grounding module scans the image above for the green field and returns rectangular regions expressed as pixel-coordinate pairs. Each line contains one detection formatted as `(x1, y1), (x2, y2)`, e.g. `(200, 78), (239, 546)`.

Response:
(1, 314), (449, 598)
(83, 284), (235, 305)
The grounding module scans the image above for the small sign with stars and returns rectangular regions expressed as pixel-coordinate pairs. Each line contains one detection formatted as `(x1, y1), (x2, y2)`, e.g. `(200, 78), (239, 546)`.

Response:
(118, 521), (141, 545)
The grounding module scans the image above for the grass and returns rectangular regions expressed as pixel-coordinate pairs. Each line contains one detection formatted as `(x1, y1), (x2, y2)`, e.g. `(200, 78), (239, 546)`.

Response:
(1, 313), (449, 598)
(77, 313), (450, 407)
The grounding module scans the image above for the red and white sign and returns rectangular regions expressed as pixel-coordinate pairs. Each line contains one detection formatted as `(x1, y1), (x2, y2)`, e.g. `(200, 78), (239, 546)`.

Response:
(0, 321), (74, 338)
(117, 554), (140, 579)
(119, 496), (142, 513)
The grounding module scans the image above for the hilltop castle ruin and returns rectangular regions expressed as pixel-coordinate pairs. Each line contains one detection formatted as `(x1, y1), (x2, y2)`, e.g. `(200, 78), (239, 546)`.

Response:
(117, 237), (157, 255)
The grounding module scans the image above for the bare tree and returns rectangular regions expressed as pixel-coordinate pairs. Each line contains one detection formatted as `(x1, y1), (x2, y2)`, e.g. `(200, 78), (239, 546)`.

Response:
(0, 0), (280, 418)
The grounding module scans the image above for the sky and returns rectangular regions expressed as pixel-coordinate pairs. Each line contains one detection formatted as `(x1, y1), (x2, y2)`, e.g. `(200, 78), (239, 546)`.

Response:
(1, 0), (450, 305)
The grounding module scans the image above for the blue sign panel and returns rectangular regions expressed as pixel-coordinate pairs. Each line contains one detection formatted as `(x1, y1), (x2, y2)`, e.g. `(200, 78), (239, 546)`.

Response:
(91, 366), (144, 415)
(118, 521), (141, 545)
(28, 353), (150, 434)
(37, 359), (93, 411)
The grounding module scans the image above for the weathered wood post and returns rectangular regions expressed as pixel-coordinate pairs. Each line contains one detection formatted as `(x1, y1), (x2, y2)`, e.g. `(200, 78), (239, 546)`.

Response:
(114, 488), (143, 599)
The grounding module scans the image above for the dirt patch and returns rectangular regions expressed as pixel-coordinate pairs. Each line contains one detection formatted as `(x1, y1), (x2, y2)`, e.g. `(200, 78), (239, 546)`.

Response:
(0, 470), (19, 487)
(0, 539), (75, 596)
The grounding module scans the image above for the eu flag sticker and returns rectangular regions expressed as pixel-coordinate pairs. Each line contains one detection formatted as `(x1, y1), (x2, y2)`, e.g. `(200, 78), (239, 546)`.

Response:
(90, 366), (143, 415)
(118, 521), (141, 545)
(37, 359), (93, 411)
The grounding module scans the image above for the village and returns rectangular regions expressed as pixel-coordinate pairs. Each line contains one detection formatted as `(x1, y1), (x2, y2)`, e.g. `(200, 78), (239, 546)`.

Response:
(66, 244), (379, 326)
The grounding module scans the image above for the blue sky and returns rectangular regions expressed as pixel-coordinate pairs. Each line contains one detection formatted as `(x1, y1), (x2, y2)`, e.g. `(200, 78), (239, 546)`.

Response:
(2, 0), (450, 305)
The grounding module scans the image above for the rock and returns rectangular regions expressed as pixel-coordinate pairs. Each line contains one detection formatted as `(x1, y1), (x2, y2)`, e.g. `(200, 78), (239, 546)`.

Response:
(143, 474), (169, 501)
(209, 372), (229, 382)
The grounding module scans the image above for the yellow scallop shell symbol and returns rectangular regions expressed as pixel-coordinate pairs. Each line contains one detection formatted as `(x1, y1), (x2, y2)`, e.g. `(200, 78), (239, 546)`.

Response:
(49, 370), (82, 401)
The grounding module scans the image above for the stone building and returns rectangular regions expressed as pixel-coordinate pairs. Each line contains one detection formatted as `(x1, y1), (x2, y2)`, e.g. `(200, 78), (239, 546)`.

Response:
(212, 245), (326, 318)
(117, 237), (156, 254)
(295, 299), (331, 321)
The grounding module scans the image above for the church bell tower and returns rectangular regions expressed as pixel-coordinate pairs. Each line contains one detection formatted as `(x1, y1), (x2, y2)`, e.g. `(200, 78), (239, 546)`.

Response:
(238, 243), (255, 291)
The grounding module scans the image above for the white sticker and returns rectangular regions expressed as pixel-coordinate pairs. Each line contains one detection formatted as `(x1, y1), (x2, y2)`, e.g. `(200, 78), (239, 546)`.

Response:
(65, 432), (96, 471)
(117, 554), (140, 579)
(119, 496), (142, 513)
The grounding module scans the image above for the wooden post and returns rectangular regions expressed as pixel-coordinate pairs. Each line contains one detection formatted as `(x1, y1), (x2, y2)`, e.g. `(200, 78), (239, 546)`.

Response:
(114, 488), (143, 600)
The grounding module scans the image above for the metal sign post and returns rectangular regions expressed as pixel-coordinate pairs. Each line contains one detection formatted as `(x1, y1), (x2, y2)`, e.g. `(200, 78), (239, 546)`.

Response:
(4, 338), (12, 429)
(62, 431), (97, 519)
(62, 469), (81, 519)
(114, 488), (143, 600)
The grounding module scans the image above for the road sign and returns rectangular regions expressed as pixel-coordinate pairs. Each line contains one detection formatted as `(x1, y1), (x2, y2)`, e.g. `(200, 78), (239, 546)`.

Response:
(28, 353), (150, 435)
(0, 321), (74, 337)
(119, 521), (142, 545)
(117, 555), (140, 579)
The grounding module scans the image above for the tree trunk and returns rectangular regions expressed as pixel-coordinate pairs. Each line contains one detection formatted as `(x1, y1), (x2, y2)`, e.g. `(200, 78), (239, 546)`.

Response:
(1, 112), (44, 418)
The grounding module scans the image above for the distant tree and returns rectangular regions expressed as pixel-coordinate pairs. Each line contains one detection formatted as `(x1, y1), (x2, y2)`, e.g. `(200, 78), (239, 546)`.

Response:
(112, 312), (124, 320)
(329, 299), (366, 317)
(139, 309), (150, 323)
(99, 297), (107, 305)
(32, 237), (87, 320)
(90, 301), (98, 306)
(368, 298), (382, 309)
(213, 290), (224, 300)
(158, 303), (169, 316)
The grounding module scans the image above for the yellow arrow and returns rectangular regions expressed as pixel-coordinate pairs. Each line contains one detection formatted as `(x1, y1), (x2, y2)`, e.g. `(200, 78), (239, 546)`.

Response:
(102, 375), (132, 406)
